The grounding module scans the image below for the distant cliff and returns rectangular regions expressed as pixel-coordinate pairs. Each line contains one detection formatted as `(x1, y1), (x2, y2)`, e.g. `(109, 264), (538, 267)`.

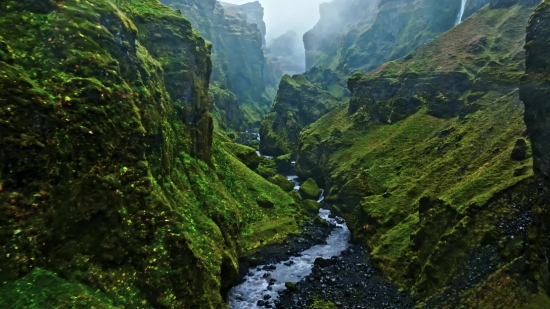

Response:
(267, 30), (306, 75)
(160, 0), (279, 129)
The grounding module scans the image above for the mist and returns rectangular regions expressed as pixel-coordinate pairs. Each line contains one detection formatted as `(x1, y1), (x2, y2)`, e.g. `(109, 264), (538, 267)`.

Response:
(222, 0), (328, 42)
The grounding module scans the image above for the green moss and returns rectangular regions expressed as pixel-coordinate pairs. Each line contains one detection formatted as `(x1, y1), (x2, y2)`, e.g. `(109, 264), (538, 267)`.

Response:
(299, 178), (322, 200)
(268, 174), (295, 192)
(301, 199), (321, 213)
(256, 157), (278, 179)
(0, 1), (301, 307)
(306, 298), (337, 309)
(288, 190), (302, 203)
(223, 142), (260, 170)
(0, 268), (123, 309)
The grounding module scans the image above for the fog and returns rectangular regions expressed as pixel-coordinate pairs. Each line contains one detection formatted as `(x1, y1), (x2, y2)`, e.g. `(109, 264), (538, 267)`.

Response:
(223, 0), (328, 42)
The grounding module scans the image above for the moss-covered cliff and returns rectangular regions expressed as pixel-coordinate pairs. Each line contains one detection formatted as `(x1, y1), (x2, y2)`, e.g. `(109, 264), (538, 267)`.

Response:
(521, 0), (550, 298)
(296, 2), (547, 305)
(259, 66), (348, 156)
(159, 0), (278, 129)
(0, 0), (303, 307)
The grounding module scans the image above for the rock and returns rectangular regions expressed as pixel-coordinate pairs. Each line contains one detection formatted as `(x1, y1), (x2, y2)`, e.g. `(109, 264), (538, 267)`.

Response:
(224, 142), (260, 169)
(275, 153), (293, 174)
(314, 257), (336, 268)
(285, 282), (296, 290)
(510, 138), (528, 161)
(288, 190), (302, 203)
(257, 300), (266, 306)
(269, 174), (295, 192)
(301, 199), (321, 213)
(299, 178), (322, 199)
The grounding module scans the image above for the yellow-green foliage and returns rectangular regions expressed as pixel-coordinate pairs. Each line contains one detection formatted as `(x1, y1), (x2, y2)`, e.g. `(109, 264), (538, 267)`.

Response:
(307, 298), (337, 309)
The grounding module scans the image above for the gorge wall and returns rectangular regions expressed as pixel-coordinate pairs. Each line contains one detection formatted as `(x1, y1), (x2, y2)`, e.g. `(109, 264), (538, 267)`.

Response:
(160, 0), (280, 129)
(294, 1), (550, 306)
(0, 0), (304, 307)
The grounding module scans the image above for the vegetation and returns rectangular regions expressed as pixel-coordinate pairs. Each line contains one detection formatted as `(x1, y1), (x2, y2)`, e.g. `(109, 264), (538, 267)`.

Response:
(0, 1), (302, 307)
(296, 1), (543, 304)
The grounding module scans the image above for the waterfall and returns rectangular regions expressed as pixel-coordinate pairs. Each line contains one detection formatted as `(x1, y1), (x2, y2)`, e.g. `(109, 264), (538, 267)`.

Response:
(455, 0), (467, 26)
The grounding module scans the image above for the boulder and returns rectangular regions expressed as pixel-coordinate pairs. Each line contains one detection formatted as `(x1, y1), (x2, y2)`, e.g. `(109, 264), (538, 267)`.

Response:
(299, 178), (322, 200)
(268, 174), (295, 192)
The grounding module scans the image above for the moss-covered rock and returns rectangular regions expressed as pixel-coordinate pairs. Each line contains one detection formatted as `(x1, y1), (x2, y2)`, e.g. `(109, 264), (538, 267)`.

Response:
(288, 190), (302, 204)
(269, 174), (295, 192)
(256, 156), (278, 179)
(275, 153), (293, 174)
(301, 199), (321, 213)
(299, 178), (322, 200)
(306, 298), (337, 309)
(224, 142), (260, 170)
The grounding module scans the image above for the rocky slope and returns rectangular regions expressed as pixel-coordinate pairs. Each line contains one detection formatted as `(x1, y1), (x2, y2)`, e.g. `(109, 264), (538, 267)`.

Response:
(0, 0), (305, 307)
(159, 0), (279, 129)
(521, 0), (550, 298)
(294, 1), (550, 305)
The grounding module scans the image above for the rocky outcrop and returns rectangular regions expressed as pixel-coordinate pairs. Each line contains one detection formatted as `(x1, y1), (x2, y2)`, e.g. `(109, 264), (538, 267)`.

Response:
(221, 1), (267, 46)
(520, 0), (550, 294)
(160, 0), (278, 128)
(259, 67), (347, 156)
(296, 2), (538, 302)
(267, 30), (306, 75)
(303, 0), (380, 70)
(0, 0), (301, 307)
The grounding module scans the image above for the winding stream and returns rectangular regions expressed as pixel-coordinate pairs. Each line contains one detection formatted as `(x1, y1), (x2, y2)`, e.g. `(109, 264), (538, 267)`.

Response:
(228, 157), (349, 308)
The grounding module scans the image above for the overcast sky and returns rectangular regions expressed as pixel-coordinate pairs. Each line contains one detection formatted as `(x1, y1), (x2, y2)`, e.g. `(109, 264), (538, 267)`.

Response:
(223, 0), (328, 42)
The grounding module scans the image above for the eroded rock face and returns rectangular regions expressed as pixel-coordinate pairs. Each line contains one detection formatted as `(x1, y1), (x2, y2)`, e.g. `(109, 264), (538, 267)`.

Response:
(259, 67), (346, 156)
(520, 0), (550, 292)
(160, 0), (277, 128)
(338, 0), (468, 74)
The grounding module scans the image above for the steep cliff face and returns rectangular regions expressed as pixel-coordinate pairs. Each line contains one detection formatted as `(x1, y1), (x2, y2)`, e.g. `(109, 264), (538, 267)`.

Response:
(303, 0), (380, 70)
(520, 0), (550, 295)
(296, 2), (543, 304)
(221, 1), (267, 47)
(338, 0), (472, 74)
(160, 0), (276, 129)
(259, 67), (347, 156)
(0, 0), (302, 307)
(267, 30), (306, 75)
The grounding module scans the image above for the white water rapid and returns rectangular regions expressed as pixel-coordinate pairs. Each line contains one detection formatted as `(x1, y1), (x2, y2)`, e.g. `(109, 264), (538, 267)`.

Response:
(455, 0), (467, 25)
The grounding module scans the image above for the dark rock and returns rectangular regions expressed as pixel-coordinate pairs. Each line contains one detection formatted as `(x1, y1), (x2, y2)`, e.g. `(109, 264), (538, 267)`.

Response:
(510, 138), (528, 161)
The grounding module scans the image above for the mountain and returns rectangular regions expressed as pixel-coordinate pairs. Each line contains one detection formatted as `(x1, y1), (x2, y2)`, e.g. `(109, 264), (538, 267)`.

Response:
(295, 0), (544, 304)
